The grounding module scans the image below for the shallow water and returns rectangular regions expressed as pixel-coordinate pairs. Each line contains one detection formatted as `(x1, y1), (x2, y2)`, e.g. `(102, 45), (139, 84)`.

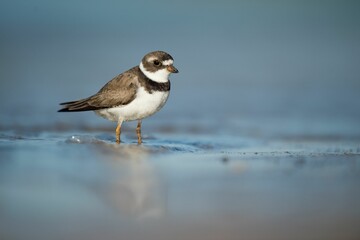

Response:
(1, 1), (360, 239)
(1, 126), (360, 240)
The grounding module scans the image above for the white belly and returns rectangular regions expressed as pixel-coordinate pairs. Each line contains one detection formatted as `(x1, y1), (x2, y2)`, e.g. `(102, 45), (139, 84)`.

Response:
(95, 87), (170, 122)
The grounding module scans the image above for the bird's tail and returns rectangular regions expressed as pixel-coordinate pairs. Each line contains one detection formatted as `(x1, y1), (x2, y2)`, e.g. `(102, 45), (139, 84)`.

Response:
(58, 98), (97, 112)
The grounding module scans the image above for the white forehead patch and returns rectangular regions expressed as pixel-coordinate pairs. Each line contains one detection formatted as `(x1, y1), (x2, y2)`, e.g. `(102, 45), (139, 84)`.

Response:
(162, 59), (173, 66)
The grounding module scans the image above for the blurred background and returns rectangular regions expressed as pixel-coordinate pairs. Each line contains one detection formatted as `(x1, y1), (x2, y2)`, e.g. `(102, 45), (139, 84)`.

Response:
(1, 1), (360, 240)
(1, 0), (359, 137)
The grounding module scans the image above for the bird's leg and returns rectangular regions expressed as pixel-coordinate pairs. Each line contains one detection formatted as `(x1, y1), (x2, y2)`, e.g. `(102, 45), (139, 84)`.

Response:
(115, 120), (123, 144)
(136, 120), (142, 144)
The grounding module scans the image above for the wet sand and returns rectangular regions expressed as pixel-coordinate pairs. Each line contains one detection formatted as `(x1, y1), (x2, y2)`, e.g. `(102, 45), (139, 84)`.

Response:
(1, 125), (359, 240)
(1, 1), (360, 238)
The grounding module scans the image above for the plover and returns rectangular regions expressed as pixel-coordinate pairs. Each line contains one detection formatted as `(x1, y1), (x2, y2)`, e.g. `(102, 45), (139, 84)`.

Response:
(58, 51), (178, 144)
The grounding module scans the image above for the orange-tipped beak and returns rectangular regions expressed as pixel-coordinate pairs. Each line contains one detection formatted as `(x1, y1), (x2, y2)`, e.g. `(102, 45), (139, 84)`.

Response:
(167, 65), (179, 73)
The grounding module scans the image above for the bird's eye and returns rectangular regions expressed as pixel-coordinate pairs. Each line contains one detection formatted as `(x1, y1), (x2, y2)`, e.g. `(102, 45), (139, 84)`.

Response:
(153, 60), (161, 66)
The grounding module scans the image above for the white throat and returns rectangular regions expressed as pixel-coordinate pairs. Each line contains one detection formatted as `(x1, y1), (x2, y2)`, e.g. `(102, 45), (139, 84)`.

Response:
(140, 62), (170, 83)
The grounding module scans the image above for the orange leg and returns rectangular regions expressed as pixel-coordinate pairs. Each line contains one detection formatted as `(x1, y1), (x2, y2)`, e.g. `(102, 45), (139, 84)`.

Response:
(136, 120), (142, 145)
(115, 121), (122, 144)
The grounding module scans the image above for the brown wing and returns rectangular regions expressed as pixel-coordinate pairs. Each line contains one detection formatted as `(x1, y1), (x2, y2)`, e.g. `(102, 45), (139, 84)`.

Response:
(58, 68), (139, 112)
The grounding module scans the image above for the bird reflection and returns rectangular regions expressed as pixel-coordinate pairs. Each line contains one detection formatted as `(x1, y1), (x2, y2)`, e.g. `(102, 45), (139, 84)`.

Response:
(91, 142), (166, 219)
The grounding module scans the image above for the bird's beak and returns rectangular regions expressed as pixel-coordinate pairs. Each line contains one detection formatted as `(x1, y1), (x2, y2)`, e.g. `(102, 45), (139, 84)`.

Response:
(167, 65), (179, 73)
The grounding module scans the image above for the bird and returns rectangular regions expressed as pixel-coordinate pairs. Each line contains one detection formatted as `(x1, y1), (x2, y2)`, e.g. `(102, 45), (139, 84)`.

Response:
(58, 51), (178, 144)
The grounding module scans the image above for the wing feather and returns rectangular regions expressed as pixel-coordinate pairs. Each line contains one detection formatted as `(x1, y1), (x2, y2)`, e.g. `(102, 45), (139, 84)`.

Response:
(58, 69), (139, 112)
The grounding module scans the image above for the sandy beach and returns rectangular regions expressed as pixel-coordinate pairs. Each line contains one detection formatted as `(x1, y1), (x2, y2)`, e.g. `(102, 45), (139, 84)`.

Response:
(1, 120), (360, 240)
(1, 1), (360, 239)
